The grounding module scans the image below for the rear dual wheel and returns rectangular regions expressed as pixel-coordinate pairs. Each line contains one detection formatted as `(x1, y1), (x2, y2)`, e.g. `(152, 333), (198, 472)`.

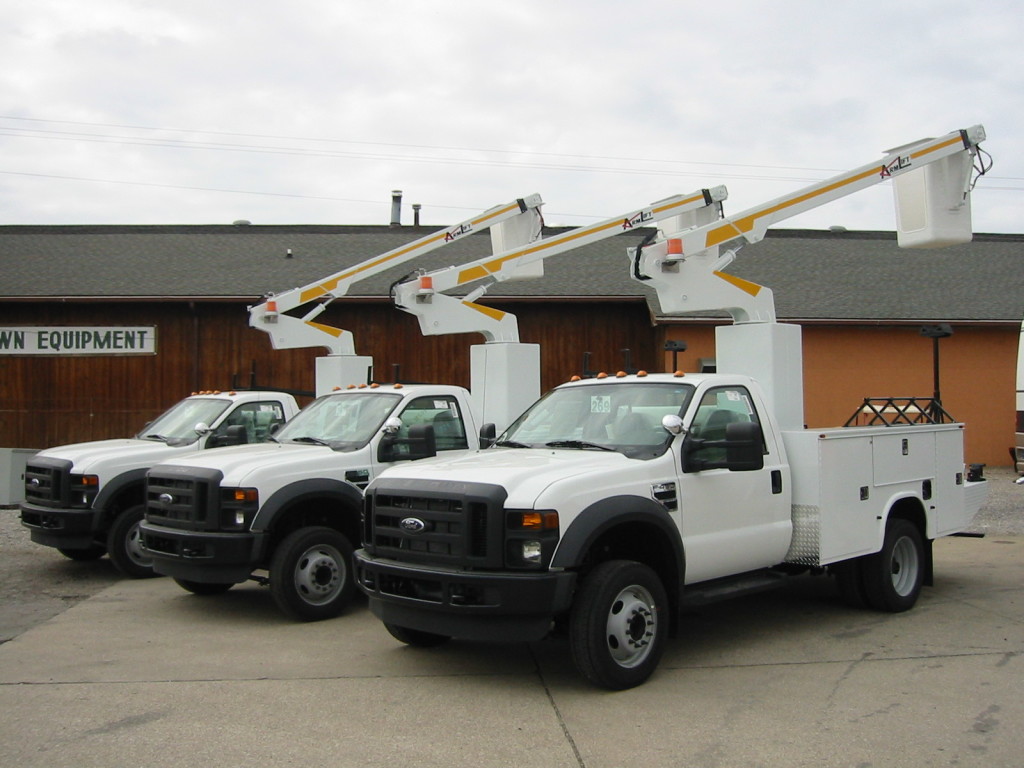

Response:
(834, 519), (925, 613)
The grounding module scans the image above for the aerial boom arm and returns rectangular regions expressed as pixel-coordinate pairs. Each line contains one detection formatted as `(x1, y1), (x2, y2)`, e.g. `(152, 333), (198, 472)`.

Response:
(248, 194), (544, 354)
(634, 125), (987, 323)
(392, 187), (728, 342)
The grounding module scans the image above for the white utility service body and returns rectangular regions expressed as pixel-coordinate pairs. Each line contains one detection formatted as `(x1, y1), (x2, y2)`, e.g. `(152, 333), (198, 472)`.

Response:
(140, 383), (480, 620)
(20, 390), (299, 578)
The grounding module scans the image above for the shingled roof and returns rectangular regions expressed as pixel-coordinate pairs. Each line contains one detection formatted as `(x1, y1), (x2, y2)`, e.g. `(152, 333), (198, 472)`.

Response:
(1, 224), (1021, 323)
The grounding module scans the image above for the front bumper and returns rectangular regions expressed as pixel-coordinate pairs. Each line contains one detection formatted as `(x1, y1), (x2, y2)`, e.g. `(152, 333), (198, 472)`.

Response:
(354, 549), (577, 642)
(139, 520), (265, 583)
(20, 502), (99, 549)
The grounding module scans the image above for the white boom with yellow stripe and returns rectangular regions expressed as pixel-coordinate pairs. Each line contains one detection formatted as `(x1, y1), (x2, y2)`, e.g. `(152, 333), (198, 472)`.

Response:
(633, 125), (987, 324)
(629, 124), (987, 431)
(249, 194), (544, 354)
(247, 195), (543, 394)
(391, 187), (728, 343)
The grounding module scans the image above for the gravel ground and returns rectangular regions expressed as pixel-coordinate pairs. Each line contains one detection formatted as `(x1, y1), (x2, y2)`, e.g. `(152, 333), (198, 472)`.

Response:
(1, 466), (1021, 644)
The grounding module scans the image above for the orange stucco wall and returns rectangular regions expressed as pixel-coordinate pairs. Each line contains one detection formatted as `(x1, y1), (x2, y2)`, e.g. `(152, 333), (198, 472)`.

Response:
(660, 323), (1015, 467)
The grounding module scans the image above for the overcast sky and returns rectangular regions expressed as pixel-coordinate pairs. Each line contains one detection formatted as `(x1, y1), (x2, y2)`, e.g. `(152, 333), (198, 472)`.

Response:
(1, 0), (1020, 235)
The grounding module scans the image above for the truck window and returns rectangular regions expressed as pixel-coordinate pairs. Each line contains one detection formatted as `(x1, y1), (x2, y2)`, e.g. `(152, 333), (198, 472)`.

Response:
(687, 386), (762, 463)
(140, 398), (232, 444)
(502, 382), (694, 457)
(396, 396), (469, 451)
(213, 401), (289, 444)
(275, 392), (401, 449)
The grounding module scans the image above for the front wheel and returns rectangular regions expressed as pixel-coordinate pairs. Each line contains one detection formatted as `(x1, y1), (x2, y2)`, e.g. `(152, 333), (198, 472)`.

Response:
(107, 505), (158, 578)
(862, 518), (925, 613)
(174, 578), (234, 596)
(269, 526), (355, 621)
(569, 560), (668, 690)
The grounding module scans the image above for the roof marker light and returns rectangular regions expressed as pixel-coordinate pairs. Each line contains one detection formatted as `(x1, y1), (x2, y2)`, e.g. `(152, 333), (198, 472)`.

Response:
(637, 370), (648, 377)
(597, 372), (608, 379)
(616, 371), (627, 378)
(570, 375), (582, 382)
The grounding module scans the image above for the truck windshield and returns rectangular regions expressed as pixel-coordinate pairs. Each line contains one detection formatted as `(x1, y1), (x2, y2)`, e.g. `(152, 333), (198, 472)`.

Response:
(275, 392), (402, 450)
(138, 398), (232, 444)
(499, 381), (695, 458)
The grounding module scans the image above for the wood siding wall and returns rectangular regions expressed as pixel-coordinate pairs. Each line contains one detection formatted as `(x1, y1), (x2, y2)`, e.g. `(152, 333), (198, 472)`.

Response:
(2, 300), (1013, 466)
(0, 299), (656, 449)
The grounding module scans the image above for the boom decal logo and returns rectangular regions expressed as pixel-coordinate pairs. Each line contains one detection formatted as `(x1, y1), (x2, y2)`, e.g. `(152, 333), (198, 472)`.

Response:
(444, 223), (473, 242)
(622, 210), (654, 230)
(880, 155), (912, 178)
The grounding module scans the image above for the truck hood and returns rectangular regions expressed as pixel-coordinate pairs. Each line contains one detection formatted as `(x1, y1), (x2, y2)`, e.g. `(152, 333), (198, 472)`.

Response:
(153, 442), (345, 485)
(35, 438), (187, 472)
(373, 448), (637, 508)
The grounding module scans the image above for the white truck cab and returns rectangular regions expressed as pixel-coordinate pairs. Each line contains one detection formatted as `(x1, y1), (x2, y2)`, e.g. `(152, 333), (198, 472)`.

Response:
(20, 390), (299, 577)
(140, 383), (481, 620)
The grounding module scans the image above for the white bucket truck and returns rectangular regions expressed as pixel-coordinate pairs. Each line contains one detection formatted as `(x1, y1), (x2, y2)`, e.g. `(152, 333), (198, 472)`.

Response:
(355, 126), (991, 689)
(139, 191), (729, 620)
(19, 390), (299, 577)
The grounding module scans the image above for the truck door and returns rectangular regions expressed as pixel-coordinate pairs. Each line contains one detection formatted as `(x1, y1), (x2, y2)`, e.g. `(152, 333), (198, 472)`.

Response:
(675, 384), (791, 584)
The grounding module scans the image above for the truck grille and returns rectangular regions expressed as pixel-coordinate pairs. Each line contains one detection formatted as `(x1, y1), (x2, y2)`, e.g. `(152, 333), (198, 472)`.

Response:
(364, 480), (507, 568)
(23, 459), (72, 506)
(146, 466), (222, 530)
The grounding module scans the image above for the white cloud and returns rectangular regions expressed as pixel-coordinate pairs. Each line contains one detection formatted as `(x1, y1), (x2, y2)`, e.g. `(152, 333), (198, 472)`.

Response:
(0, 0), (1019, 232)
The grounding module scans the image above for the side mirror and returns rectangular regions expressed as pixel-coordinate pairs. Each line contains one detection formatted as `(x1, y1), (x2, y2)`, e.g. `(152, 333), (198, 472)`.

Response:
(194, 421), (212, 436)
(683, 420), (764, 473)
(723, 421), (764, 471)
(378, 423), (437, 463)
(479, 423), (497, 448)
(383, 416), (402, 435)
(661, 414), (684, 436)
(210, 424), (248, 447)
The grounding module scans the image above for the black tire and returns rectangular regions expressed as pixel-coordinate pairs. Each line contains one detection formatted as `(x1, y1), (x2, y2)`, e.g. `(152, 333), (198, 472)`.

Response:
(861, 518), (925, 613)
(384, 623), (451, 648)
(106, 505), (158, 578)
(173, 578), (234, 596)
(58, 545), (106, 561)
(269, 526), (355, 621)
(569, 560), (668, 690)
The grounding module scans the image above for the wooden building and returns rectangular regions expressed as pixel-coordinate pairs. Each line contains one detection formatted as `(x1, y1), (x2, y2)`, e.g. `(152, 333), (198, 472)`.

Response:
(1, 223), (1021, 466)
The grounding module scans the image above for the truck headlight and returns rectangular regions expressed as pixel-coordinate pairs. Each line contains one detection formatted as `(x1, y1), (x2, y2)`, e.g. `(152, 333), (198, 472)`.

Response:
(220, 487), (258, 530)
(70, 474), (100, 508)
(505, 510), (558, 569)
(521, 540), (543, 564)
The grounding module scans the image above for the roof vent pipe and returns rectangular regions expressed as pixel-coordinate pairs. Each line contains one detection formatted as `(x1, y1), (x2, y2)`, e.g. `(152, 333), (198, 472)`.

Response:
(412, 203), (422, 227)
(390, 190), (402, 228)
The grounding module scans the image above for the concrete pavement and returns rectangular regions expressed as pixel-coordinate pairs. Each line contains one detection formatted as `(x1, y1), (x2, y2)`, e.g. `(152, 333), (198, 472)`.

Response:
(1, 534), (1022, 768)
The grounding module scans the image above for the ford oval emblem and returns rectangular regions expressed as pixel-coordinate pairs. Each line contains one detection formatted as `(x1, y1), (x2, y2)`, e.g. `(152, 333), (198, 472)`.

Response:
(158, 492), (174, 505)
(400, 517), (426, 534)
(30, 478), (40, 487)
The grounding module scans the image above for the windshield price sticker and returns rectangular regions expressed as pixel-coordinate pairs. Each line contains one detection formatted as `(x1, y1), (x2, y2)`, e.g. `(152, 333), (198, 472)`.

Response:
(591, 395), (611, 414)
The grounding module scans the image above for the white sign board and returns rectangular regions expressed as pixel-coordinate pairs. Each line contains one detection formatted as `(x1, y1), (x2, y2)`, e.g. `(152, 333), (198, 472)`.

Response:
(0, 327), (157, 356)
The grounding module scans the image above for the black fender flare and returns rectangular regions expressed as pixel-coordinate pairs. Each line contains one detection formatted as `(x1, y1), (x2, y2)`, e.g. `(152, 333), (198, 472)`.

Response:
(551, 494), (685, 584)
(93, 468), (147, 523)
(251, 477), (363, 533)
